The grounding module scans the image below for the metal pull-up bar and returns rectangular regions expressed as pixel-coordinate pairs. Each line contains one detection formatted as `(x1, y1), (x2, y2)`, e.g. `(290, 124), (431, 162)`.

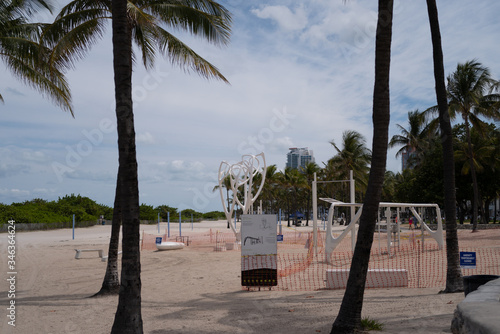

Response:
(312, 170), (355, 256)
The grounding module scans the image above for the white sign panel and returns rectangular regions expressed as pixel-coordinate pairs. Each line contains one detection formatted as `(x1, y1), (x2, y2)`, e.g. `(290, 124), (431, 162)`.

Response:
(241, 214), (277, 256)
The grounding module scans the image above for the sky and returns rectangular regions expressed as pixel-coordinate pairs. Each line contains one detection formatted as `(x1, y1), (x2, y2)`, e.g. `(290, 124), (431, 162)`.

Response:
(1, 0), (499, 213)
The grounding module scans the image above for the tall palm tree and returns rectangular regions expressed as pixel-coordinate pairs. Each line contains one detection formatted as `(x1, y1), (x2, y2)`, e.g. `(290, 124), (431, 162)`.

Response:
(477, 124), (500, 223)
(44, 0), (231, 302)
(0, 0), (73, 112)
(425, 0), (462, 292)
(331, 0), (394, 332)
(43, 1), (231, 332)
(107, 0), (141, 331)
(455, 124), (496, 223)
(447, 60), (500, 230)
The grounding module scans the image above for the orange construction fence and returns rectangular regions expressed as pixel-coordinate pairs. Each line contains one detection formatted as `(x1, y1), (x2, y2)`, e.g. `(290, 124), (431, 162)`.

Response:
(141, 228), (500, 291)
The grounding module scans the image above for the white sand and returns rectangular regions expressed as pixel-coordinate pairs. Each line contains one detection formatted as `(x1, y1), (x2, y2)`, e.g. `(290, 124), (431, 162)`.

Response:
(0, 221), (464, 333)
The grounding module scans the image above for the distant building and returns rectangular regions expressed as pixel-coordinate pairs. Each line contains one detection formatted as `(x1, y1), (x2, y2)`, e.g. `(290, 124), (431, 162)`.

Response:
(286, 147), (315, 170)
(401, 147), (416, 170)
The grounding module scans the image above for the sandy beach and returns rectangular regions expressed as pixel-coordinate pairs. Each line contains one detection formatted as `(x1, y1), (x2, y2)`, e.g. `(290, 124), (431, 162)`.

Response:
(0, 221), (467, 333)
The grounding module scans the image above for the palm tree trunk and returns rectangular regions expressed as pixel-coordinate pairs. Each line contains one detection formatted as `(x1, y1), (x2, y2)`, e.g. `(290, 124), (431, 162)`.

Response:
(110, 0), (143, 333)
(93, 177), (121, 296)
(464, 121), (480, 231)
(330, 1), (393, 332)
(425, 0), (463, 292)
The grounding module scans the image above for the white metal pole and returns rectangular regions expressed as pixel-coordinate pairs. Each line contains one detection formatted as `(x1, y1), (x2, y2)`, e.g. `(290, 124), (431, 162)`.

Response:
(312, 172), (318, 256)
(386, 207), (391, 256)
(350, 170), (356, 251)
(397, 207), (401, 249)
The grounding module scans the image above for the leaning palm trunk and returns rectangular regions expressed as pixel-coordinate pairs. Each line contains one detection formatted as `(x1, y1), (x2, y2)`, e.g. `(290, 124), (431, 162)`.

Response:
(426, 0), (463, 292)
(110, 0), (143, 332)
(93, 177), (121, 296)
(330, 0), (393, 332)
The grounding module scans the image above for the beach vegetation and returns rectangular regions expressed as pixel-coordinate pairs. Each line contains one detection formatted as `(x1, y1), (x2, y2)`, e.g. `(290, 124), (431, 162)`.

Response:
(360, 317), (384, 331)
(0, 193), (225, 227)
(0, 194), (112, 224)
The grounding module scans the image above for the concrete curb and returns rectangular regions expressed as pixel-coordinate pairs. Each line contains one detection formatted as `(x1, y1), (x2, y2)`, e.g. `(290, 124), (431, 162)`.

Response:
(451, 278), (500, 334)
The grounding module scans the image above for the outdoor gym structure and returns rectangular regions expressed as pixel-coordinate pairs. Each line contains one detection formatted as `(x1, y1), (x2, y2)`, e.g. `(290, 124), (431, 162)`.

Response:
(311, 171), (444, 261)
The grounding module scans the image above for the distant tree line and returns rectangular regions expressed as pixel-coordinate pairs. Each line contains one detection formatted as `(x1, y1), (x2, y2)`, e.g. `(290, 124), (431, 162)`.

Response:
(0, 194), (225, 225)
(227, 122), (499, 226)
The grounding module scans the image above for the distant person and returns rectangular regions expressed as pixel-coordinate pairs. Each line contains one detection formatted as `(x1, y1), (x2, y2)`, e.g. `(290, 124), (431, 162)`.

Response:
(409, 217), (413, 230)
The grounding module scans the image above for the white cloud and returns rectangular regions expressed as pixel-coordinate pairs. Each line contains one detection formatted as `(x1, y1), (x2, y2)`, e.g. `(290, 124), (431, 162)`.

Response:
(0, 188), (31, 201)
(1, 0), (500, 211)
(251, 5), (308, 31)
(136, 131), (155, 144)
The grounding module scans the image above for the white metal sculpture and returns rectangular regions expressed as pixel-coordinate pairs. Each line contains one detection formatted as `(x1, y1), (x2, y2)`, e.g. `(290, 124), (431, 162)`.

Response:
(218, 153), (267, 241)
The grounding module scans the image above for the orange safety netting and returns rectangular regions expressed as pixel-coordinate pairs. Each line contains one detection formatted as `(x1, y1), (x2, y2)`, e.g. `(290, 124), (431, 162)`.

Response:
(141, 227), (500, 291)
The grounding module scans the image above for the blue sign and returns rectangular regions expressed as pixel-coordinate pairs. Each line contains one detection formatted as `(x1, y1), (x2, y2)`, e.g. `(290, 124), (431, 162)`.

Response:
(277, 234), (283, 242)
(460, 251), (476, 269)
(155, 237), (162, 244)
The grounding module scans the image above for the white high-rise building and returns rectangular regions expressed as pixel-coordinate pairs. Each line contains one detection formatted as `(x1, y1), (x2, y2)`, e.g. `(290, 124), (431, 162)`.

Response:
(286, 147), (315, 170)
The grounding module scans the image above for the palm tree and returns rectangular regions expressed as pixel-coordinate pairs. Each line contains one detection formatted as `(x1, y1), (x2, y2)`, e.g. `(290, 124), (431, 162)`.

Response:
(93, 179), (122, 295)
(258, 165), (280, 213)
(331, 0), (394, 332)
(300, 162), (321, 225)
(42, 1), (231, 332)
(279, 167), (306, 227)
(425, 0), (463, 293)
(212, 174), (232, 227)
(389, 110), (433, 169)
(447, 60), (500, 230)
(44, 0), (231, 304)
(381, 170), (396, 202)
(477, 125), (500, 223)
(107, 1), (141, 331)
(327, 130), (371, 202)
(455, 124), (496, 223)
(0, 0), (73, 112)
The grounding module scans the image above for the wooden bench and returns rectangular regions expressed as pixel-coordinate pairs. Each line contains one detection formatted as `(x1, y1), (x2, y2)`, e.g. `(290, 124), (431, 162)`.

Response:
(74, 249), (104, 259)
(326, 268), (408, 289)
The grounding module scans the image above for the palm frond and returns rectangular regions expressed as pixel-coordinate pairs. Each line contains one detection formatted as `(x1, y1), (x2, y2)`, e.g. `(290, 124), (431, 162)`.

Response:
(128, 2), (159, 69)
(5, 50), (73, 114)
(142, 0), (231, 46)
(42, 7), (109, 71)
(155, 26), (228, 82)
